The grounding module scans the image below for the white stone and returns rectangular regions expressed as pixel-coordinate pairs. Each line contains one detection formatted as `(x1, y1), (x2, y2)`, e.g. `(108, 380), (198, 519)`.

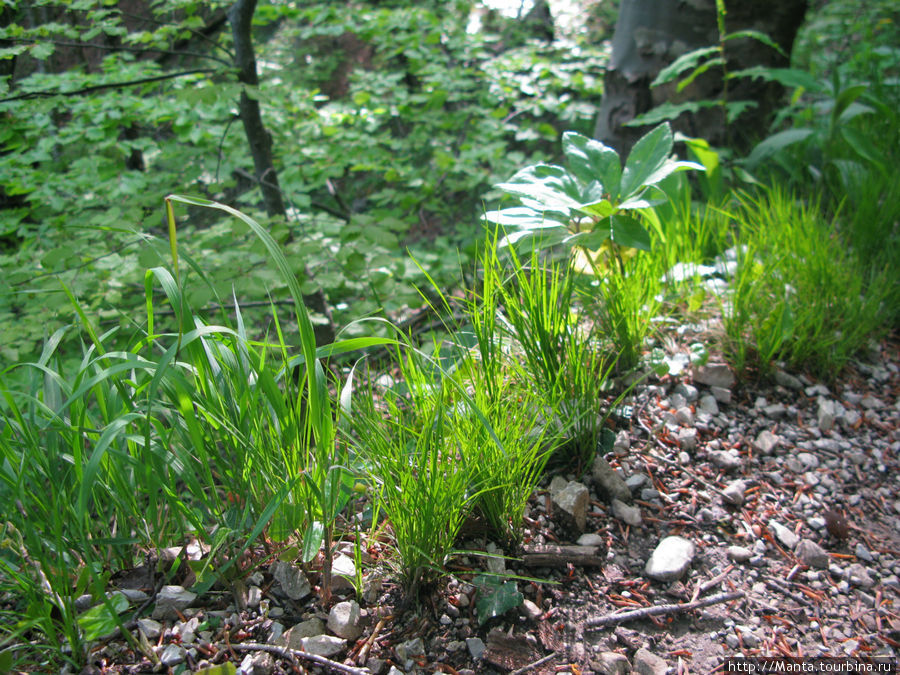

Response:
(578, 533), (605, 547)
(698, 395), (719, 415)
(768, 521), (799, 550)
(331, 554), (357, 592)
(753, 430), (780, 455)
(466, 637), (486, 660)
(722, 480), (746, 506)
(553, 480), (589, 531)
(633, 646), (667, 675)
(818, 397), (836, 432)
(151, 585), (196, 620)
(611, 498), (642, 527)
(158, 644), (185, 667)
(694, 363), (735, 388)
(727, 545), (753, 563)
(676, 427), (698, 451)
(137, 618), (162, 639)
(240, 650), (275, 675)
(795, 539), (829, 568)
(327, 600), (362, 641)
(644, 536), (696, 581)
(271, 561), (311, 600)
(301, 634), (346, 658)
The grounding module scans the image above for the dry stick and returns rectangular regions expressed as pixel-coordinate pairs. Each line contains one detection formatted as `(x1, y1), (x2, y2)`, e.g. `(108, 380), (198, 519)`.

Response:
(509, 651), (558, 675)
(764, 579), (812, 607)
(585, 590), (744, 630)
(227, 642), (369, 675)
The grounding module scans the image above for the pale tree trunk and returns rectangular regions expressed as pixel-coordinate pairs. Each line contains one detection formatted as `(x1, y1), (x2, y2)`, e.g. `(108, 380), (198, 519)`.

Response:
(228, 0), (335, 343)
(595, 0), (808, 155)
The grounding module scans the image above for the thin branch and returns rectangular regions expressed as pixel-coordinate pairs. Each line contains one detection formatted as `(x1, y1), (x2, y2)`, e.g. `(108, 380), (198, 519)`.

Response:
(226, 642), (369, 675)
(585, 590), (745, 629)
(510, 652), (558, 675)
(0, 68), (216, 102)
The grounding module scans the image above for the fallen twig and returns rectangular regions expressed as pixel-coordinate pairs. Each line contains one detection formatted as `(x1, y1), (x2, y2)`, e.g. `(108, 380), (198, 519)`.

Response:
(226, 642), (369, 674)
(509, 651), (558, 675)
(585, 591), (744, 630)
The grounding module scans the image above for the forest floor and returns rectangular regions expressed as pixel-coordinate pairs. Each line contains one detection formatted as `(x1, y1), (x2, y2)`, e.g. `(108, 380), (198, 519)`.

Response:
(68, 329), (900, 675)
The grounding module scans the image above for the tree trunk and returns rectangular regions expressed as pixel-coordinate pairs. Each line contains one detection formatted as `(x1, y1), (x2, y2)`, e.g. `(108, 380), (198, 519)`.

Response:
(228, 0), (334, 343)
(595, 0), (808, 155)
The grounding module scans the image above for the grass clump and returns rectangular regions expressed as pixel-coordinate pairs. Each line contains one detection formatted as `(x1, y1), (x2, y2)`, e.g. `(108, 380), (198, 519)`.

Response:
(722, 187), (896, 377)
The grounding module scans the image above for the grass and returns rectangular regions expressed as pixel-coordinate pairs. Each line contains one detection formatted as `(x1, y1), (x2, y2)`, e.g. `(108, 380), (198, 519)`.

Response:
(2, 85), (900, 666)
(721, 187), (896, 377)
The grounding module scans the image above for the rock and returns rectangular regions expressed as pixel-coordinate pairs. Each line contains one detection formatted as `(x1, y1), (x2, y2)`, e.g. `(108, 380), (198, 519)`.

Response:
(613, 430), (631, 453)
(644, 536), (696, 581)
(158, 644), (186, 667)
(722, 480), (746, 506)
(137, 618), (162, 640)
(151, 585), (196, 620)
(633, 647), (667, 675)
(674, 406), (694, 426)
(271, 561), (312, 601)
(753, 430), (780, 455)
(301, 635), (346, 658)
(710, 386), (732, 404)
(395, 636), (425, 669)
(796, 452), (819, 470)
(795, 539), (829, 568)
(708, 450), (742, 472)
(331, 554), (357, 592)
(768, 521), (800, 550)
(775, 369), (804, 390)
(327, 600), (362, 641)
(674, 383), (699, 403)
(625, 474), (648, 491)
(676, 427), (698, 451)
(282, 618), (326, 649)
(612, 499), (642, 527)
(854, 544), (873, 562)
(694, 364), (735, 388)
(727, 545), (753, 563)
(698, 395), (719, 415)
(846, 563), (875, 589)
(522, 599), (542, 620)
(552, 480), (589, 532)
(818, 397), (836, 432)
(594, 651), (632, 675)
(246, 585), (262, 608)
(240, 651), (275, 675)
(763, 403), (786, 419)
(578, 533), (605, 547)
(466, 637), (486, 660)
(592, 455), (632, 503)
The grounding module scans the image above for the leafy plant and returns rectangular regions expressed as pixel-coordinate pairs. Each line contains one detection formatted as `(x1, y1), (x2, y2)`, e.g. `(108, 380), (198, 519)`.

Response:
(484, 122), (701, 369)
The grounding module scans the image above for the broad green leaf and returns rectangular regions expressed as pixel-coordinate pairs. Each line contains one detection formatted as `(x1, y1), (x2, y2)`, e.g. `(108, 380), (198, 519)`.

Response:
(610, 214), (651, 251)
(728, 66), (822, 92)
(474, 575), (523, 625)
(576, 199), (615, 219)
(633, 157), (704, 193)
(722, 30), (787, 57)
(626, 100), (720, 127)
(839, 126), (885, 170)
(482, 206), (565, 228)
(745, 128), (815, 168)
(77, 592), (129, 641)
(676, 56), (725, 93)
(496, 164), (583, 211)
(561, 131), (622, 196)
(301, 521), (325, 563)
(725, 100), (757, 124)
(833, 84), (868, 122)
(651, 47), (720, 87)
(619, 123), (673, 199)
